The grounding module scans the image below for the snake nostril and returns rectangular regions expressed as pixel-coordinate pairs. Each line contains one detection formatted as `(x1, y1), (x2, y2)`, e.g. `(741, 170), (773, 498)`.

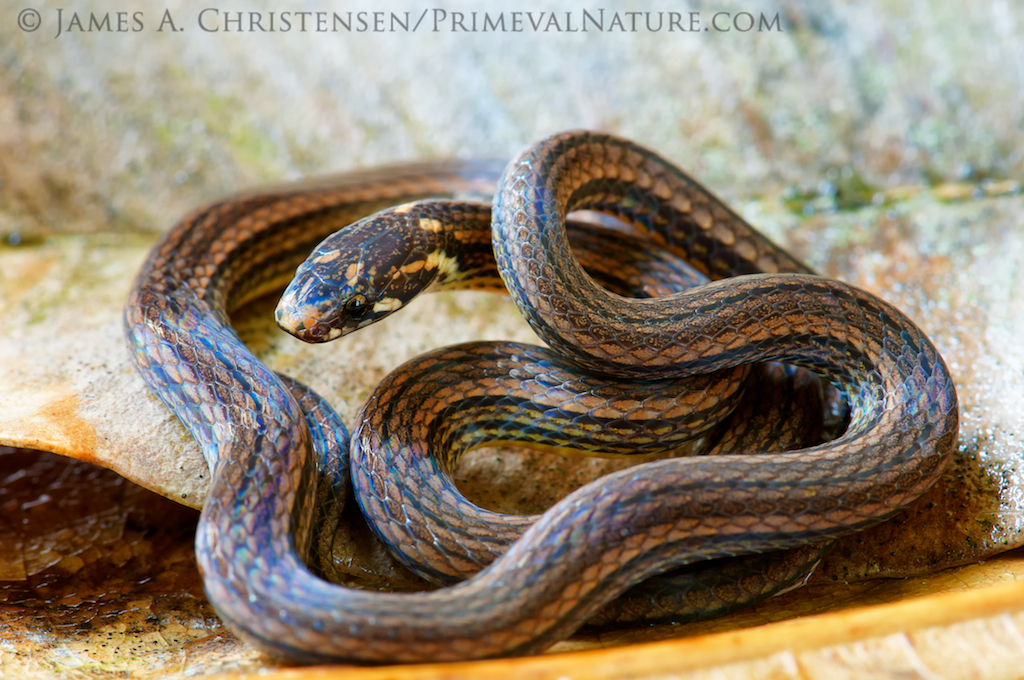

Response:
(307, 321), (328, 342)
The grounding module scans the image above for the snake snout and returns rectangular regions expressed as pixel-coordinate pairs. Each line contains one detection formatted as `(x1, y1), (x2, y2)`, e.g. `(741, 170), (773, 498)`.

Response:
(276, 274), (345, 342)
(275, 303), (338, 343)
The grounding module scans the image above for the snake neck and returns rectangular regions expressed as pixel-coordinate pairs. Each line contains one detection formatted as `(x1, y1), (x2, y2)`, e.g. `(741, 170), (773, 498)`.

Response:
(276, 196), (720, 345)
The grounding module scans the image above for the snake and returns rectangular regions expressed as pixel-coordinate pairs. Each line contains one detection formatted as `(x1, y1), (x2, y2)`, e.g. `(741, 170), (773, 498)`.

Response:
(276, 199), (836, 595)
(121, 156), (797, 655)
(125, 130), (959, 664)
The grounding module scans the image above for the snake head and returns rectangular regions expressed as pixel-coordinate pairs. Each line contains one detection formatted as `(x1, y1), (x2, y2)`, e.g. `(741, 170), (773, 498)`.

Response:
(276, 204), (444, 343)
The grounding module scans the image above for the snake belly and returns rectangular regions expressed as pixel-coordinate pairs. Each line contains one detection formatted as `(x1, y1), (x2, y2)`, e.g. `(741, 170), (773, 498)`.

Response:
(126, 132), (959, 664)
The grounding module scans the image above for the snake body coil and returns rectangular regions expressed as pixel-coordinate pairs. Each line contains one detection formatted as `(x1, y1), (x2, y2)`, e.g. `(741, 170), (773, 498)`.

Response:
(126, 131), (959, 664)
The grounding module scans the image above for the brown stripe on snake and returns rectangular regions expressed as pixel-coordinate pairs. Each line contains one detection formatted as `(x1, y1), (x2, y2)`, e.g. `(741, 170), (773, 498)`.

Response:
(126, 131), (958, 664)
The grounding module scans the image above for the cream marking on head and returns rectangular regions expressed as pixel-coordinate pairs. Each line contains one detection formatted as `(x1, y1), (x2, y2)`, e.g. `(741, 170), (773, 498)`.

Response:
(392, 202), (418, 214)
(400, 259), (425, 275)
(314, 249), (341, 264)
(423, 250), (460, 277)
(417, 217), (444, 233)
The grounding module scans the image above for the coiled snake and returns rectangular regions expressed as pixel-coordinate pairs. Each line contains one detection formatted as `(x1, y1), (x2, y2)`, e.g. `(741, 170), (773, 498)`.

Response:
(125, 130), (959, 664)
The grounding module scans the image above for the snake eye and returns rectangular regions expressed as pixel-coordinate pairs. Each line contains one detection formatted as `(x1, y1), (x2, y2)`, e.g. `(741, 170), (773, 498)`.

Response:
(344, 294), (370, 318)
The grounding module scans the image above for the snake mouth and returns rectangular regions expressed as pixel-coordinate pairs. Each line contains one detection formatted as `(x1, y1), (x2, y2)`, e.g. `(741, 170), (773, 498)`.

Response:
(302, 321), (340, 342)
(299, 320), (341, 343)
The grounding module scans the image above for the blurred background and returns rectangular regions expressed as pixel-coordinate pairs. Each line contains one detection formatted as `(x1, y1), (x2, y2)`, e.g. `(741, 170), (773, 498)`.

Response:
(3, 0), (1021, 245)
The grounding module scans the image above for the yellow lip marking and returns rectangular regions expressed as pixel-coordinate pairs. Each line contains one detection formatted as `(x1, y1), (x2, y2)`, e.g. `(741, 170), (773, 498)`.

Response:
(372, 297), (404, 313)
